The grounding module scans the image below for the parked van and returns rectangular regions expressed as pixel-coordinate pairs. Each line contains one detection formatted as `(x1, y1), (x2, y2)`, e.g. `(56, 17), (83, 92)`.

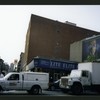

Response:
(0, 71), (49, 95)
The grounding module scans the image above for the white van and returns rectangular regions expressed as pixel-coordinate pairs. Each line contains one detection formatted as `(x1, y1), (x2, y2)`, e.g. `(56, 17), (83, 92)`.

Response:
(0, 72), (49, 95)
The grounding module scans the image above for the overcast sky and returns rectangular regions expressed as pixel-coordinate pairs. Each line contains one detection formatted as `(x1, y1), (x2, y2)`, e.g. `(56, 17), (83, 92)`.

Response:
(0, 5), (100, 65)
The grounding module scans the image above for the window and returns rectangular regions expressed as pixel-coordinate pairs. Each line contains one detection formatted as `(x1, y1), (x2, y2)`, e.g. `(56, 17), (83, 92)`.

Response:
(8, 74), (19, 80)
(82, 71), (88, 77)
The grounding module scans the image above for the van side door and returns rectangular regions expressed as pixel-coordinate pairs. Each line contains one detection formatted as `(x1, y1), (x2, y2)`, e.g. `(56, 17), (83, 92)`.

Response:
(81, 70), (91, 86)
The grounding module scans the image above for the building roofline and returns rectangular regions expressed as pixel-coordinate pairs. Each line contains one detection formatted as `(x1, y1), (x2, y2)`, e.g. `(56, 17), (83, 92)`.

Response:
(31, 14), (100, 33)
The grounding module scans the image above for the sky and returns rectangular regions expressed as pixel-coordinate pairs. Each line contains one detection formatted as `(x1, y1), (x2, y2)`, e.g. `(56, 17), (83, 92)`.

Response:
(0, 5), (100, 65)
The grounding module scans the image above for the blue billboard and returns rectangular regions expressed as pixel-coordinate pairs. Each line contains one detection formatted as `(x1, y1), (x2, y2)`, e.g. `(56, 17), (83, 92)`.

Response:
(82, 36), (100, 61)
(34, 58), (78, 71)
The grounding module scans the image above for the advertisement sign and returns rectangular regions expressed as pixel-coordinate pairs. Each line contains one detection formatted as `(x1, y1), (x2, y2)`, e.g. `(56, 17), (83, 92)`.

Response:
(82, 36), (100, 61)
(34, 58), (78, 71)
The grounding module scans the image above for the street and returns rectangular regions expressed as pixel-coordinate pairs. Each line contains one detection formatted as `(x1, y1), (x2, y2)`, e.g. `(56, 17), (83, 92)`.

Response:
(0, 89), (100, 96)
(0, 90), (100, 100)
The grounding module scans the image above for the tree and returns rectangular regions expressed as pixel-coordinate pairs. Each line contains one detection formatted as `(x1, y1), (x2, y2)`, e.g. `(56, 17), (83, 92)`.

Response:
(86, 55), (96, 62)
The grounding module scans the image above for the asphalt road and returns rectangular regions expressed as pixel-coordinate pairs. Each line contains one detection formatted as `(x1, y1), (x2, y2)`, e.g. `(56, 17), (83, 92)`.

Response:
(0, 89), (100, 96)
(0, 90), (100, 100)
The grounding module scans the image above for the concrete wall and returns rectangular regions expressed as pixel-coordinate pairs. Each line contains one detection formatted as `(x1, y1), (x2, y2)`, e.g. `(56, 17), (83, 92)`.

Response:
(70, 40), (82, 62)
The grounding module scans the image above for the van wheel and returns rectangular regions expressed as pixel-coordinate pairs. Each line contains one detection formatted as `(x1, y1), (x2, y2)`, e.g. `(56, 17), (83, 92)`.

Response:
(71, 83), (83, 95)
(31, 86), (41, 95)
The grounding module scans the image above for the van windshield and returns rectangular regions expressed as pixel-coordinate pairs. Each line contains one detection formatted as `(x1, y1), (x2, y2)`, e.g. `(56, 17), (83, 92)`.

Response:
(3, 73), (12, 79)
(70, 70), (82, 77)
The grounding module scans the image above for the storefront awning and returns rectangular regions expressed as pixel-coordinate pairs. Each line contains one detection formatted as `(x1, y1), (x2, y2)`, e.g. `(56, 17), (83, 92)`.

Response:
(33, 58), (78, 71)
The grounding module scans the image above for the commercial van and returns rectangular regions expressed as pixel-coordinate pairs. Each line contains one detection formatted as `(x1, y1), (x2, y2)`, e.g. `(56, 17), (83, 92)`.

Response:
(0, 71), (49, 95)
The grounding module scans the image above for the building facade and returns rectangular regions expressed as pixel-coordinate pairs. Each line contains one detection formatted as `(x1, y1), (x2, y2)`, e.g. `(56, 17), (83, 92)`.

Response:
(17, 52), (25, 72)
(25, 57), (78, 81)
(70, 35), (100, 62)
(24, 14), (99, 66)
(22, 14), (100, 80)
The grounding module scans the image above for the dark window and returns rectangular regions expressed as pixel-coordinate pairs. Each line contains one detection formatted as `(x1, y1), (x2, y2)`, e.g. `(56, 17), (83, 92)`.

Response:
(8, 74), (19, 80)
(82, 71), (88, 77)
